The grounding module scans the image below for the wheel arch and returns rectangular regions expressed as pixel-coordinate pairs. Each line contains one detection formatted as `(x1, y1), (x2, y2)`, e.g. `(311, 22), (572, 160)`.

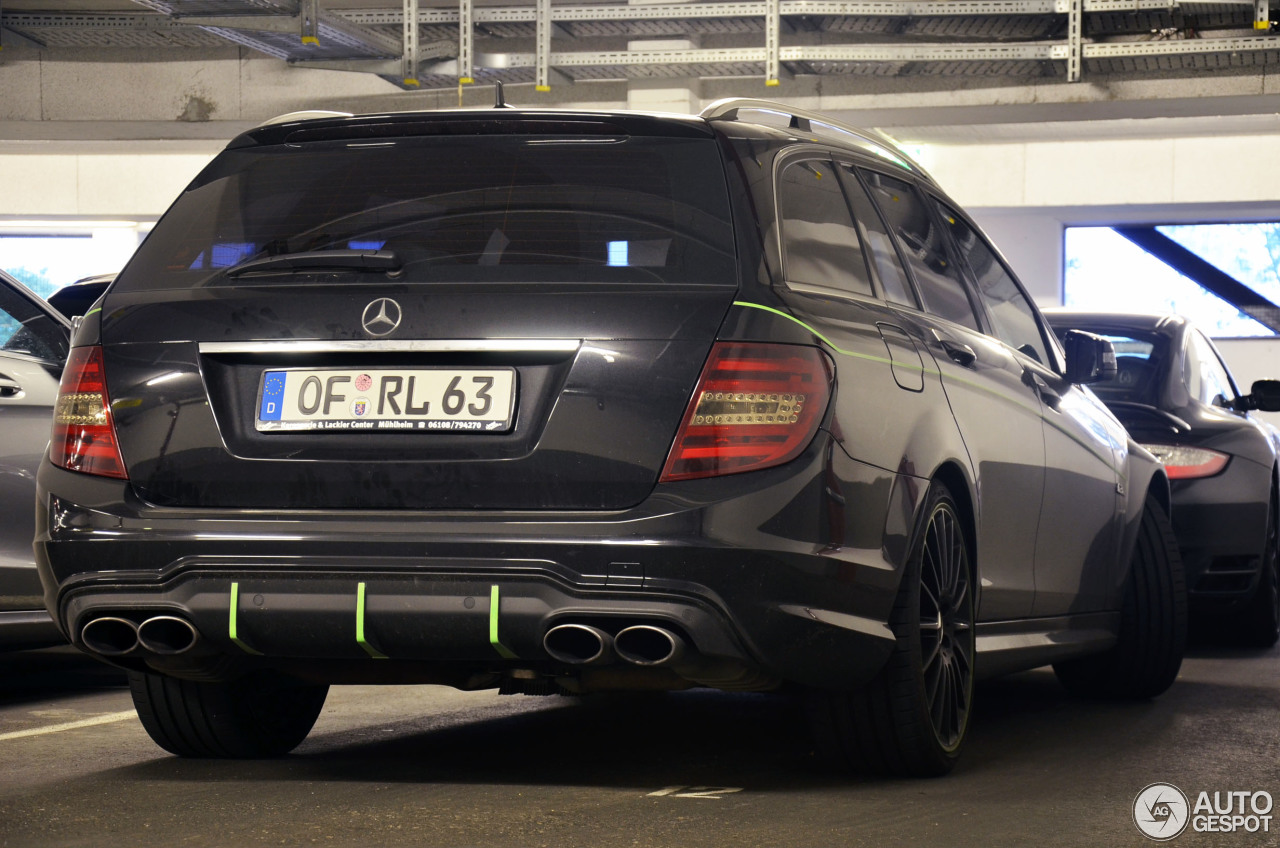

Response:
(930, 460), (979, 586)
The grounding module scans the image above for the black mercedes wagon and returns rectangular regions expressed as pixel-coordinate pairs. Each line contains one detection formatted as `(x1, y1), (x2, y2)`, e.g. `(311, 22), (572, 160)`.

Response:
(36, 100), (1183, 776)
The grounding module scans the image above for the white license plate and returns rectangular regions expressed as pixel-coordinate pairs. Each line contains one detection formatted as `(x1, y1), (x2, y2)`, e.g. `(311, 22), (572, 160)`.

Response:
(256, 368), (516, 432)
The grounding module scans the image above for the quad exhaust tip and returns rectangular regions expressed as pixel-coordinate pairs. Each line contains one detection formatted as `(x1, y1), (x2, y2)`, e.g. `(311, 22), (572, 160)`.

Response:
(137, 615), (200, 655)
(80, 617), (140, 656)
(614, 625), (684, 667)
(81, 614), (201, 657)
(543, 623), (614, 665)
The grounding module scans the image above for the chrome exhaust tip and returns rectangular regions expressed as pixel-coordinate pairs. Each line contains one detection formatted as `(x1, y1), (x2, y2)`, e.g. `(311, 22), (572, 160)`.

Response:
(80, 617), (140, 656)
(137, 616), (200, 655)
(614, 625), (685, 667)
(543, 623), (614, 665)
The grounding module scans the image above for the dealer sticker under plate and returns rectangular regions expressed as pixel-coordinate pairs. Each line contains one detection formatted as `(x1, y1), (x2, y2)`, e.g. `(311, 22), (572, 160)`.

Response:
(256, 367), (516, 433)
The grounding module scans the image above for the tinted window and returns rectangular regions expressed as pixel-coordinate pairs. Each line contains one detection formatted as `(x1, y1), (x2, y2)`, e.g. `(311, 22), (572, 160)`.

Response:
(0, 280), (67, 364)
(778, 159), (872, 296)
(936, 200), (1049, 364)
(837, 165), (918, 307)
(859, 170), (980, 331)
(119, 135), (736, 291)
(1185, 330), (1236, 406)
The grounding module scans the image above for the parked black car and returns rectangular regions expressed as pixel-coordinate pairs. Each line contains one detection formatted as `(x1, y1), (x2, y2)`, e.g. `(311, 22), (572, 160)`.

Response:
(0, 269), (70, 649)
(35, 101), (1184, 777)
(1046, 310), (1280, 645)
(47, 273), (114, 321)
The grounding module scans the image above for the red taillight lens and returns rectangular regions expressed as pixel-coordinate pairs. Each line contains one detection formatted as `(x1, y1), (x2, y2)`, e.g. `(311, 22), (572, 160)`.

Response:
(50, 346), (128, 479)
(660, 342), (833, 482)
(1140, 443), (1229, 480)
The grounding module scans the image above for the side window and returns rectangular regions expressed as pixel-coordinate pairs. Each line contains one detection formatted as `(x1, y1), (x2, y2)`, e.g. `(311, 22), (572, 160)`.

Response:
(836, 164), (918, 308)
(1185, 330), (1236, 407)
(777, 158), (873, 296)
(0, 282), (67, 364)
(858, 169), (981, 331)
(934, 200), (1050, 365)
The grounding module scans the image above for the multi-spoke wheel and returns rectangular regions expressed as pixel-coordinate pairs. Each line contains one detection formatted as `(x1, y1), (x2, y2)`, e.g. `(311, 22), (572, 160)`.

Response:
(918, 499), (974, 754)
(808, 480), (976, 777)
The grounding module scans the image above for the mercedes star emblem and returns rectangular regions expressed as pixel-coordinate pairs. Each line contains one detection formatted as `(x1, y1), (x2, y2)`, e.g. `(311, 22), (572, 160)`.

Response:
(361, 297), (402, 337)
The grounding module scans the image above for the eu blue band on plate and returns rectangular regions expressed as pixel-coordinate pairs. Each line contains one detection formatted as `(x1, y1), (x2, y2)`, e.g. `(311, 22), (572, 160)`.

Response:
(259, 371), (285, 421)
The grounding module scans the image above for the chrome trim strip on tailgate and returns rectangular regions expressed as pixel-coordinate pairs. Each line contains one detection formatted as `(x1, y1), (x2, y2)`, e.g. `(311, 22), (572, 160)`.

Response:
(199, 339), (582, 354)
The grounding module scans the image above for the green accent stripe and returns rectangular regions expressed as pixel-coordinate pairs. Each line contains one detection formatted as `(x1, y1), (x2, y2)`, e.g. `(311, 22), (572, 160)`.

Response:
(228, 582), (262, 656)
(730, 300), (1118, 473)
(732, 300), (902, 367)
(356, 582), (388, 659)
(84, 306), (102, 318)
(489, 585), (517, 659)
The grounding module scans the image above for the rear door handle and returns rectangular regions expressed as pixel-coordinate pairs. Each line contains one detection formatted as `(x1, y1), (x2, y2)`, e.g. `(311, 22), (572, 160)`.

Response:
(940, 340), (977, 368)
(0, 377), (23, 399)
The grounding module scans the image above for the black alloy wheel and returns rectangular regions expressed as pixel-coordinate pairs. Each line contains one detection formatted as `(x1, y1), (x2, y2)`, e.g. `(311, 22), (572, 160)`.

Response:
(808, 481), (976, 777)
(919, 498), (974, 752)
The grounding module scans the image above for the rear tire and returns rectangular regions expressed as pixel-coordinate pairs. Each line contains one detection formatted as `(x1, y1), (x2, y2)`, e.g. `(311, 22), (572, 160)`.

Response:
(1239, 495), (1280, 648)
(808, 480), (975, 777)
(129, 670), (328, 758)
(1054, 497), (1186, 699)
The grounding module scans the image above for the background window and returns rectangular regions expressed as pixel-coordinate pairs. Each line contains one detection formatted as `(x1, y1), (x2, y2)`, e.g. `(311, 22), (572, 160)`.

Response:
(0, 226), (145, 300)
(778, 159), (873, 296)
(1064, 226), (1276, 338)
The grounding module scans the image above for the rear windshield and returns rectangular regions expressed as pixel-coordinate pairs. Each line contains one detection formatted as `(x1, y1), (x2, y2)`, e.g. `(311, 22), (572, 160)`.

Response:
(118, 134), (737, 291)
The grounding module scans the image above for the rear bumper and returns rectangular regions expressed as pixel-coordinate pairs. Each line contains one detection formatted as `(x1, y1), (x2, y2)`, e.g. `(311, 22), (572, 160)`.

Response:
(1170, 462), (1272, 614)
(35, 438), (920, 691)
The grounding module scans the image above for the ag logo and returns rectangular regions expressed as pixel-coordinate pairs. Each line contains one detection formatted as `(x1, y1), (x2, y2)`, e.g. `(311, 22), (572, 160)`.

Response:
(1134, 783), (1190, 841)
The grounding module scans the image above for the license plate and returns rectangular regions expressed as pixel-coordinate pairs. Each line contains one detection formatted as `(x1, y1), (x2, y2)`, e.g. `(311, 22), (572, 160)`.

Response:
(256, 368), (516, 433)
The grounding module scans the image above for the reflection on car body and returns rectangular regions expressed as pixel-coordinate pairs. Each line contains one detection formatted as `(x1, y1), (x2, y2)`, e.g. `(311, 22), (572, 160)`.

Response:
(36, 101), (1185, 776)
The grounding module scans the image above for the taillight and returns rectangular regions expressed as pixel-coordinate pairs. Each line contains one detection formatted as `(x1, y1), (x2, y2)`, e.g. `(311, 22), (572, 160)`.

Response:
(51, 346), (128, 479)
(660, 342), (833, 482)
(1141, 443), (1229, 480)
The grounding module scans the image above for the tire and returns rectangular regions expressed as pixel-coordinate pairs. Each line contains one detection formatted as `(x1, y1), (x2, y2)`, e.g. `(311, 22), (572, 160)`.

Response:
(128, 670), (329, 758)
(1054, 496), (1186, 699)
(1239, 494), (1280, 648)
(808, 480), (975, 778)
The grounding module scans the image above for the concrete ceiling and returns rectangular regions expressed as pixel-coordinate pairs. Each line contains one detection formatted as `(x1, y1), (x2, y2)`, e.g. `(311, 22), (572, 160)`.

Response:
(2, 0), (1280, 145)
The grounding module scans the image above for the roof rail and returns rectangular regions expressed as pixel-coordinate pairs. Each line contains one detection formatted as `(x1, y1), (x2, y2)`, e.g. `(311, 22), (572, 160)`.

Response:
(257, 110), (354, 128)
(699, 98), (931, 180)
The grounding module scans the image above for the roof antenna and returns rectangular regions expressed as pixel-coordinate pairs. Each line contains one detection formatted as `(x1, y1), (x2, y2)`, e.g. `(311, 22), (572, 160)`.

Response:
(494, 81), (511, 109)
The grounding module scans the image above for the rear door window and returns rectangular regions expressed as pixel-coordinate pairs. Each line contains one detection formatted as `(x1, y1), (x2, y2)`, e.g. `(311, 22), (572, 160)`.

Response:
(934, 200), (1050, 365)
(836, 164), (919, 308)
(777, 158), (873, 297)
(859, 169), (981, 331)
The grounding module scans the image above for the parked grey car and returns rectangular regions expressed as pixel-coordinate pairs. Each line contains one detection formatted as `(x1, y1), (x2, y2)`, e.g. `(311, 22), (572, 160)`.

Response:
(0, 269), (70, 648)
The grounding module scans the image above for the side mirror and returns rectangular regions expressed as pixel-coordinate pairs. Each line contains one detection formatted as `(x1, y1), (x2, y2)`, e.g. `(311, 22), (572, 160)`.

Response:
(1241, 379), (1280, 412)
(1062, 329), (1117, 385)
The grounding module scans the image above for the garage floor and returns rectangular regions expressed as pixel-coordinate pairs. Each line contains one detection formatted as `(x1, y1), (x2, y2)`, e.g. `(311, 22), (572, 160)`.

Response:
(0, 642), (1276, 847)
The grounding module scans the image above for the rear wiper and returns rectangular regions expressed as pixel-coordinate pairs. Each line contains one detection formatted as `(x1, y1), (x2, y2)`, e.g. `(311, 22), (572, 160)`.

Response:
(225, 249), (402, 277)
